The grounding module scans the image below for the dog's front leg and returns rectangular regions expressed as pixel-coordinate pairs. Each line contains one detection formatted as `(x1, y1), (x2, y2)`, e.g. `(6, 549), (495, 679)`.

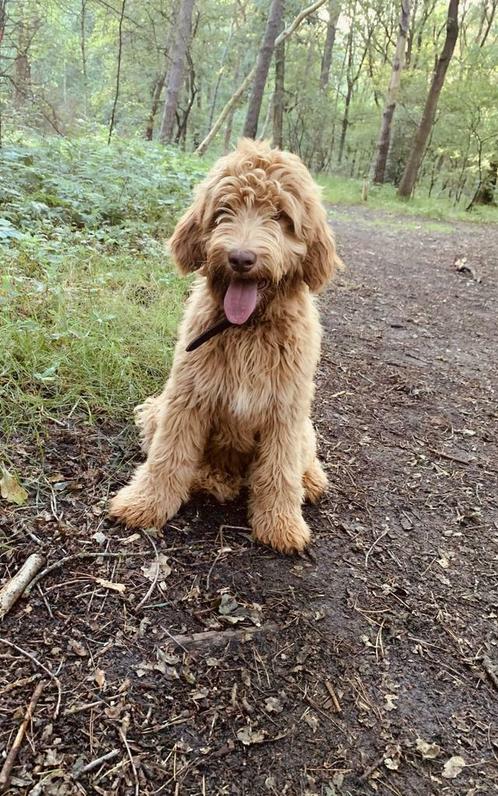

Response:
(109, 394), (206, 530)
(248, 413), (310, 554)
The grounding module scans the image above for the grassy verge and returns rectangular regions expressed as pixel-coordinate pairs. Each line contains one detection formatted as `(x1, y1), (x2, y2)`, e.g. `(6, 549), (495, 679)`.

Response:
(318, 173), (498, 224)
(0, 136), (205, 438)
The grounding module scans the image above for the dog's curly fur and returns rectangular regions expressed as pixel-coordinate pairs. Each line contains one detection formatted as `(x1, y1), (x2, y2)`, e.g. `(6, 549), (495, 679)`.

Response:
(109, 139), (341, 553)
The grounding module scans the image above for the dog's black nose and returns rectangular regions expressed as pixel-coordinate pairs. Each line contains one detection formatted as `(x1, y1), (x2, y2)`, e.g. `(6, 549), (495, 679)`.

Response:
(228, 249), (257, 272)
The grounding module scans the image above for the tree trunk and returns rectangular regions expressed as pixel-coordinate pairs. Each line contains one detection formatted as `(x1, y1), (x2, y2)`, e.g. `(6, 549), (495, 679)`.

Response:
(107, 0), (126, 144)
(272, 33), (285, 148)
(159, 0), (195, 144)
(320, 1), (340, 90)
(397, 0), (459, 198)
(337, 81), (353, 165)
(372, 0), (410, 184)
(196, 0), (328, 156)
(469, 156), (497, 207)
(145, 72), (167, 140)
(242, 0), (285, 139)
(14, 14), (32, 108)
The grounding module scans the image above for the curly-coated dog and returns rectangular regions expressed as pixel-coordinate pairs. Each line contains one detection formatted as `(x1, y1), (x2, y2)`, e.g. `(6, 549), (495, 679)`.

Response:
(109, 138), (341, 553)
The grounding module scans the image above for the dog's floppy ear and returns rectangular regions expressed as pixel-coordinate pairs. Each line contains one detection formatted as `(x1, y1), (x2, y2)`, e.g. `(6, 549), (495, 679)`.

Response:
(303, 206), (342, 294)
(168, 198), (206, 276)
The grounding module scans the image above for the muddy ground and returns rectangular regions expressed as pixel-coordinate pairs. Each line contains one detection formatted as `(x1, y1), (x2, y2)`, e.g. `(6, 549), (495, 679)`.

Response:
(1, 206), (497, 795)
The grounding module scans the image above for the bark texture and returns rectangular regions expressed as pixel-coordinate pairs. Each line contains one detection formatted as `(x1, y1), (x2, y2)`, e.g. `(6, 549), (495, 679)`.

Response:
(397, 0), (459, 197)
(319, 1), (340, 90)
(372, 0), (410, 184)
(159, 0), (195, 144)
(242, 0), (285, 139)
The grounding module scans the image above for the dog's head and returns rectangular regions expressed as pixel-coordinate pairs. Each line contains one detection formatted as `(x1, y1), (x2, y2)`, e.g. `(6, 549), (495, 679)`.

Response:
(169, 139), (341, 325)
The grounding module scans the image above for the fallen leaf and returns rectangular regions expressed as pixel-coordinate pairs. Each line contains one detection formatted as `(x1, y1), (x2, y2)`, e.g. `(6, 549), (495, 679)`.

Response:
(384, 693), (399, 711)
(68, 639), (87, 657)
(92, 530), (107, 545)
(0, 468), (28, 505)
(416, 738), (441, 759)
(141, 554), (171, 582)
(236, 726), (266, 745)
(303, 711), (319, 732)
(384, 743), (402, 770)
(218, 593), (238, 615)
(95, 578), (126, 594)
(94, 668), (106, 689)
(442, 755), (465, 779)
(264, 696), (283, 713)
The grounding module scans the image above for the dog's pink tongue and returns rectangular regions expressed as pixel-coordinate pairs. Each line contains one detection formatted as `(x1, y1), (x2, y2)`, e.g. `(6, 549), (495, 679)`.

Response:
(224, 279), (258, 325)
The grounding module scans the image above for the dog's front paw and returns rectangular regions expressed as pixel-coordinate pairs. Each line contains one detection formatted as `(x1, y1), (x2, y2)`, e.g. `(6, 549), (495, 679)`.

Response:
(252, 512), (311, 554)
(109, 473), (181, 530)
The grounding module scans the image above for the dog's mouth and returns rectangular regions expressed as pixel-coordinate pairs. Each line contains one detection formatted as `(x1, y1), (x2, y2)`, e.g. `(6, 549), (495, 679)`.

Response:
(223, 278), (267, 325)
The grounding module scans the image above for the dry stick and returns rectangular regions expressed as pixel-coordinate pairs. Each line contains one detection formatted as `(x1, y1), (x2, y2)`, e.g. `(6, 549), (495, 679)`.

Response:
(0, 638), (62, 719)
(0, 553), (46, 619)
(136, 534), (159, 610)
(25, 552), (134, 595)
(73, 748), (120, 779)
(119, 728), (139, 796)
(0, 680), (45, 790)
(167, 622), (279, 650)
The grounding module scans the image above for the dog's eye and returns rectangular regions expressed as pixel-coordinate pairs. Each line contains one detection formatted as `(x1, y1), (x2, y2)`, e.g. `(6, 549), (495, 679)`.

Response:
(274, 210), (294, 232)
(212, 209), (226, 226)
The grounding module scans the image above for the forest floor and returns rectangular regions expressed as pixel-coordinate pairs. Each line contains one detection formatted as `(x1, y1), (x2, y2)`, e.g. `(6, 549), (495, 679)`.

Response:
(1, 205), (497, 796)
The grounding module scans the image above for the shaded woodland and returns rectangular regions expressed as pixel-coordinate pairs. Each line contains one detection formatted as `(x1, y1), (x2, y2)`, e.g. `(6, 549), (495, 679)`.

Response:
(1, 0), (497, 206)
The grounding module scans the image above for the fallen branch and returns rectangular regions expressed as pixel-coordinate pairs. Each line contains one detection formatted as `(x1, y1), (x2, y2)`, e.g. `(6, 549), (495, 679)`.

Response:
(167, 622), (279, 650)
(25, 551), (135, 595)
(0, 680), (46, 791)
(73, 749), (120, 779)
(0, 553), (46, 619)
(0, 638), (62, 719)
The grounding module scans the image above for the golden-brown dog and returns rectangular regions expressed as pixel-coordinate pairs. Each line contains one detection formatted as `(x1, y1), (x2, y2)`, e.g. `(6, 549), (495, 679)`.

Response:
(109, 138), (341, 553)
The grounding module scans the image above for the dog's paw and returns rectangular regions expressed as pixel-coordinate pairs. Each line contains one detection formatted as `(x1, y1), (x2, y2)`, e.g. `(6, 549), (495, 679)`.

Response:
(303, 460), (328, 503)
(109, 478), (181, 530)
(252, 513), (311, 554)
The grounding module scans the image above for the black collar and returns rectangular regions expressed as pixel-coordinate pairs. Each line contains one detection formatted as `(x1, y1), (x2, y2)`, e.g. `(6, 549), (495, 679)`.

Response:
(185, 317), (233, 352)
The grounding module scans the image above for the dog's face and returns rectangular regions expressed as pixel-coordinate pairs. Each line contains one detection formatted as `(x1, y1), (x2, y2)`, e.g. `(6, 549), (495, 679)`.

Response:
(169, 139), (341, 324)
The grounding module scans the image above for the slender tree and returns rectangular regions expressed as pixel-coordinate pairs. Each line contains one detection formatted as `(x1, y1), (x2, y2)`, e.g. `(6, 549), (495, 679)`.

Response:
(242, 0), (285, 138)
(372, 0), (410, 184)
(272, 22), (285, 148)
(159, 0), (195, 144)
(320, 0), (340, 90)
(107, 0), (126, 144)
(397, 0), (460, 197)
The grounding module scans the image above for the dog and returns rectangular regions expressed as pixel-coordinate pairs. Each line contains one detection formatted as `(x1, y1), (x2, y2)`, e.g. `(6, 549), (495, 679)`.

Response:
(109, 138), (341, 553)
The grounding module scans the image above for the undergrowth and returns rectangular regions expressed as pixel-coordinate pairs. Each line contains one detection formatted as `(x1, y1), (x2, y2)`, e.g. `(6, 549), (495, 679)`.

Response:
(318, 173), (498, 223)
(0, 136), (205, 438)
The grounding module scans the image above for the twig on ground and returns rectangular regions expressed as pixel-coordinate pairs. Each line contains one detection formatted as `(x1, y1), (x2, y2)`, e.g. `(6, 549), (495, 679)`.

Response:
(0, 680), (46, 790)
(119, 722), (139, 796)
(325, 680), (342, 713)
(0, 553), (46, 619)
(25, 551), (139, 595)
(165, 622), (279, 650)
(365, 528), (389, 567)
(0, 638), (62, 719)
(73, 748), (120, 779)
(136, 533), (159, 610)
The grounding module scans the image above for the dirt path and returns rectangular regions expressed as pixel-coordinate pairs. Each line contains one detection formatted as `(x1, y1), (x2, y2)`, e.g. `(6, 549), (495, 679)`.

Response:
(1, 207), (497, 795)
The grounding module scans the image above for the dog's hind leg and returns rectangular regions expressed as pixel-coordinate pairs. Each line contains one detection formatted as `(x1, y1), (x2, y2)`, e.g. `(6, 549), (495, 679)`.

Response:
(110, 387), (208, 530)
(302, 418), (328, 503)
(134, 396), (161, 454)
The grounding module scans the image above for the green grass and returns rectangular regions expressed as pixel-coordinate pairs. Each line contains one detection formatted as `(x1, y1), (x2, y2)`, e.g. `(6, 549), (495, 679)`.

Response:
(0, 136), (203, 437)
(317, 173), (498, 224)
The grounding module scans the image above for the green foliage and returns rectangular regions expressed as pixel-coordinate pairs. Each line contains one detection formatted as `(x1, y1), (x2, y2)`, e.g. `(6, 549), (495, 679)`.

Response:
(318, 174), (498, 224)
(0, 137), (204, 436)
